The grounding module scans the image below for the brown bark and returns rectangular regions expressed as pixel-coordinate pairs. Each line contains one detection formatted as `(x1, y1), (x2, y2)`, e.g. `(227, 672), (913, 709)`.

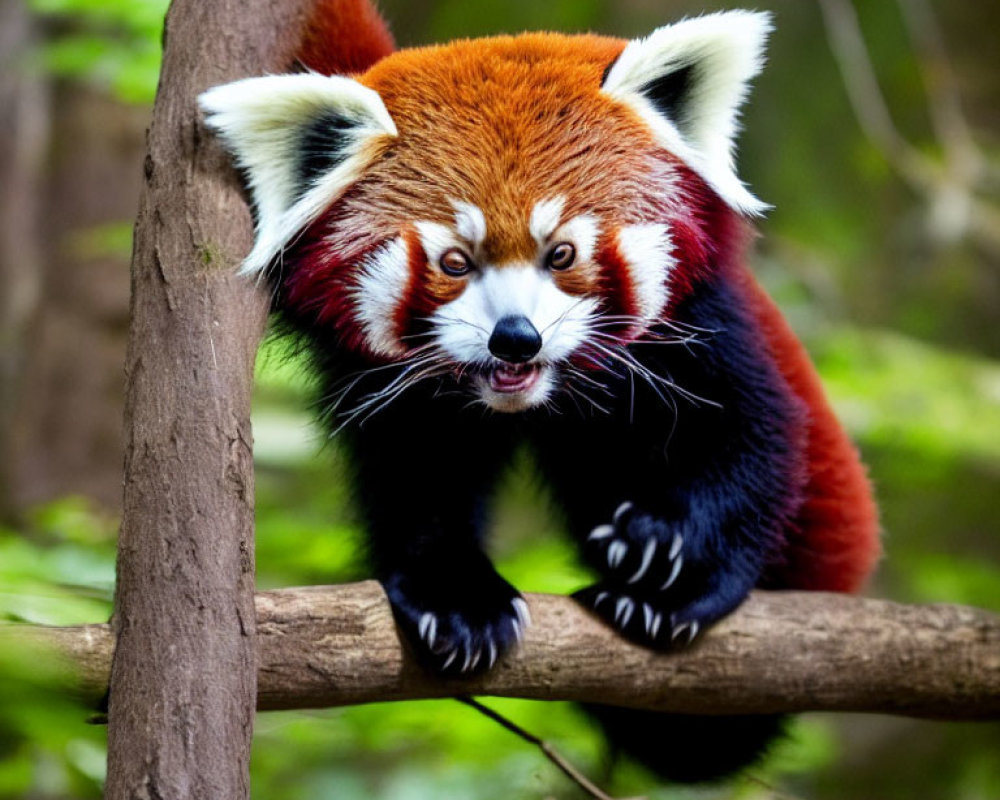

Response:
(23, 583), (1000, 721)
(106, 1), (313, 799)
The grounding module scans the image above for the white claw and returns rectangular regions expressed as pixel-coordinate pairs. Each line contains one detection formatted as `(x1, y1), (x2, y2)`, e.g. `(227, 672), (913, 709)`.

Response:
(669, 533), (684, 560)
(487, 639), (498, 669)
(614, 596), (635, 628)
(594, 591), (610, 609)
(642, 602), (655, 635)
(671, 620), (699, 644)
(468, 645), (482, 672)
(460, 631), (474, 672)
(418, 612), (437, 648)
(607, 539), (628, 569)
(650, 611), (663, 640)
(509, 617), (523, 643)
(627, 538), (657, 584)
(442, 648), (458, 670)
(613, 501), (634, 524)
(660, 552), (684, 590)
(588, 524), (615, 541)
(512, 597), (532, 629)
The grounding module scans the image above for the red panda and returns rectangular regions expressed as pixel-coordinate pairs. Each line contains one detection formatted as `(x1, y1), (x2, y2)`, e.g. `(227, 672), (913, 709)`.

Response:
(200, 0), (880, 783)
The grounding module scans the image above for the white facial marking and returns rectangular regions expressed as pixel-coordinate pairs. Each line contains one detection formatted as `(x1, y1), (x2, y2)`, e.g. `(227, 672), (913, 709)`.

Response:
(354, 236), (409, 357)
(601, 11), (771, 215)
(551, 214), (599, 264)
(530, 197), (566, 245)
(432, 264), (597, 364)
(617, 223), (675, 323)
(430, 263), (599, 411)
(452, 200), (487, 248)
(414, 221), (459, 264)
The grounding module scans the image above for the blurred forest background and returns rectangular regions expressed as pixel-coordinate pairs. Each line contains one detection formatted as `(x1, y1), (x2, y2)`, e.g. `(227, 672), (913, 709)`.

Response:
(1, 0), (998, 798)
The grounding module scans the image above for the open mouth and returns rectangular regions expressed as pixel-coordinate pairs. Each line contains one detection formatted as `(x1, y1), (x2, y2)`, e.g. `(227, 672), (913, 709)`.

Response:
(487, 362), (542, 394)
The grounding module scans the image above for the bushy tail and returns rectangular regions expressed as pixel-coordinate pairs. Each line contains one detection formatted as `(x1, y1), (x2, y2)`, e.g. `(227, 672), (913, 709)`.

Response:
(585, 704), (786, 783)
(299, 0), (395, 76)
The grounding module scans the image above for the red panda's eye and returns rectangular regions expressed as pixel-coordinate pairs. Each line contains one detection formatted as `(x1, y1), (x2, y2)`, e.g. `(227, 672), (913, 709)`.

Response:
(547, 242), (576, 271)
(439, 248), (473, 277)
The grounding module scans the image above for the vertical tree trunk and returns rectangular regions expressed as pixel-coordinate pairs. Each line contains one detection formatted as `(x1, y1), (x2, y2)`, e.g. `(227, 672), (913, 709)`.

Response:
(105, 1), (313, 798)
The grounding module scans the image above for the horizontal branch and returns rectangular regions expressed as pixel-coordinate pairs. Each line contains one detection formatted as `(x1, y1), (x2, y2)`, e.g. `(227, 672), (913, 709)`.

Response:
(8, 581), (1000, 720)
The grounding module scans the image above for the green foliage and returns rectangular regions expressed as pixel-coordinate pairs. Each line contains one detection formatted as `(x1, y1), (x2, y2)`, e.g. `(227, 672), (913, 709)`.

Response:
(817, 329), (1000, 464)
(0, 500), (114, 799)
(28, 0), (168, 103)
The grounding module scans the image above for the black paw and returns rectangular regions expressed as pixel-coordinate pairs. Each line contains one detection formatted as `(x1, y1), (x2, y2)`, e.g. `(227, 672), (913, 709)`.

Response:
(574, 585), (701, 650)
(585, 501), (686, 592)
(579, 500), (758, 650)
(383, 568), (529, 676)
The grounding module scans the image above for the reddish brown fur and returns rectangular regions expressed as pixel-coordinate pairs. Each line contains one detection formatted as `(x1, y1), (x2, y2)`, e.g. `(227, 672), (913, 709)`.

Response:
(299, 0), (395, 75)
(326, 36), (667, 262)
(740, 271), (882, 592)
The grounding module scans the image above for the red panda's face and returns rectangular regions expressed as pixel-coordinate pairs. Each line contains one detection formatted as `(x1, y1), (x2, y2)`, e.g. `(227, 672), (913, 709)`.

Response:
(200, 13), (771, 413)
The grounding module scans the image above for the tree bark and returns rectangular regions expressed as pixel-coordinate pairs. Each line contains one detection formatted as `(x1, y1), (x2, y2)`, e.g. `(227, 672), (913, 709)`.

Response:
(106, 1), (313, 799)
(24, 583), (1000, 721)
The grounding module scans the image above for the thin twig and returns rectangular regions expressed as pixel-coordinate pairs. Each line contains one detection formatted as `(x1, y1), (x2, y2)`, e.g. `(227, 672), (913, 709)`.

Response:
(817, 0), (1000, 253)
(895, 0), (979, 176)
(816, 0), (937, 192)
(457, 696), (645, 800)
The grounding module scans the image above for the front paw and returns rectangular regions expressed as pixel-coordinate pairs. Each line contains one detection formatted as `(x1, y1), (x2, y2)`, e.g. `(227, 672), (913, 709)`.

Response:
(383, 570), (530, 676)
(579, 501), (757, 650)
(574, 585), (701, 650)
(585, 501), (686, 592)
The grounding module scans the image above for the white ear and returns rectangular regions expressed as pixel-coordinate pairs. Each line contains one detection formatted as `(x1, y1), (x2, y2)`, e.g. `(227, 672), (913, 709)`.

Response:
(602, 10), (772, 215)
(199, 73), (397, 276)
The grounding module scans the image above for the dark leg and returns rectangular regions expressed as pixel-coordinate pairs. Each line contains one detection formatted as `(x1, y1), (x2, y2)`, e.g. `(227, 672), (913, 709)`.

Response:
(531, 274), (807, 648)
(344, 398), (525, 675)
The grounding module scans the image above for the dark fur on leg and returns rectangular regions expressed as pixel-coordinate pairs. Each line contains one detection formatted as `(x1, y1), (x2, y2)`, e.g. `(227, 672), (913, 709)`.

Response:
(585, 705), (787, 783)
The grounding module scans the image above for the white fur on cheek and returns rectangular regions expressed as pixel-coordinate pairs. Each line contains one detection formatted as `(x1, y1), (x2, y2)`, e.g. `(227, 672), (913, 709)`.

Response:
(354, 237), (409, 357)
(617, 223), (675, 323)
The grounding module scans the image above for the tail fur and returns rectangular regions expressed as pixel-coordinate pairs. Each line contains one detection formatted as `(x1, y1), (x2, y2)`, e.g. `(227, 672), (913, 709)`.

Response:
(585, 704), (786, 783)
(299, 0), (395, 75)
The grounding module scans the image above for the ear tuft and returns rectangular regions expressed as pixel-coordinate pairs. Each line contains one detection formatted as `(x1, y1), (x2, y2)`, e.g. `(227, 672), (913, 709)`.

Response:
(602, 10), (772, 215)
(199, 73), (397, 276)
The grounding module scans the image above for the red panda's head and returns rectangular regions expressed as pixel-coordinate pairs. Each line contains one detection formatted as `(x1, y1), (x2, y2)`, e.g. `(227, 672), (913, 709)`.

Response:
(200, 11), (770, 413)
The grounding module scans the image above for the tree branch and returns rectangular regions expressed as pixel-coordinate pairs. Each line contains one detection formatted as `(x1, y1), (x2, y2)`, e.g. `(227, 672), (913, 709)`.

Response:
(11, 581), (1000, 720)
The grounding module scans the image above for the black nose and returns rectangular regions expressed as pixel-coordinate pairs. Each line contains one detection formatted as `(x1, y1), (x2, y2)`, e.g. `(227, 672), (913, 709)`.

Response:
(488, 314), (542, 363)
